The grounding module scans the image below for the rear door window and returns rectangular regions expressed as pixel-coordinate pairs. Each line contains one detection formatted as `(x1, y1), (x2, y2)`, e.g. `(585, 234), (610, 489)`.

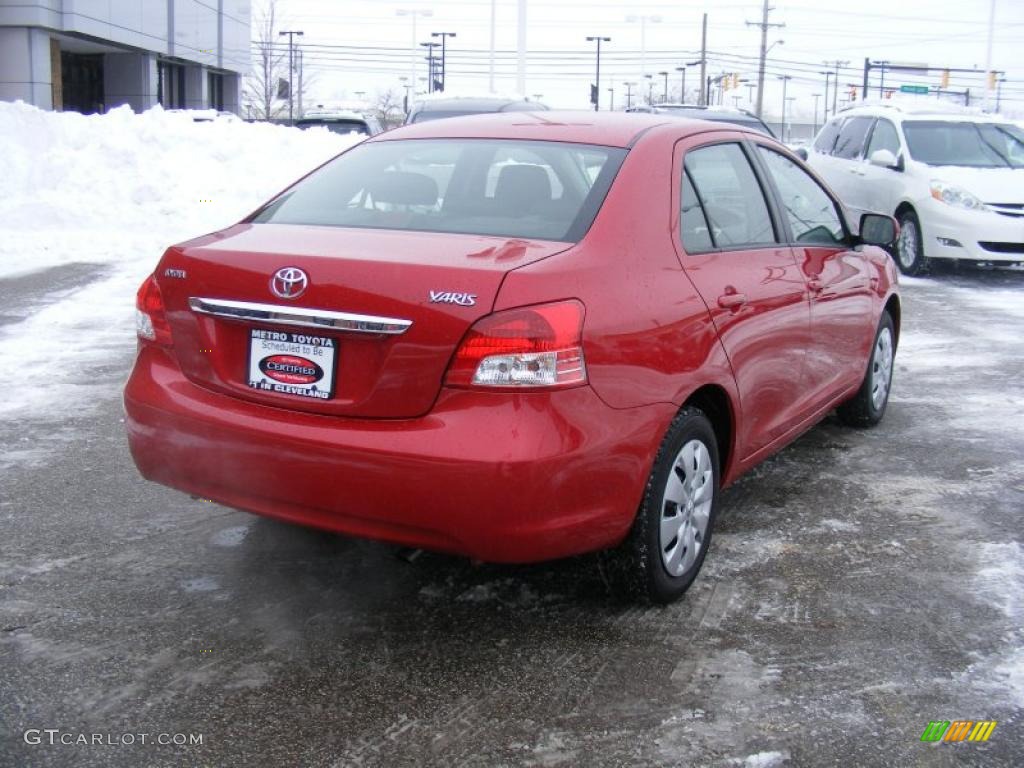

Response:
(683, 143), (777, 248)
(833, 117), (874, 160)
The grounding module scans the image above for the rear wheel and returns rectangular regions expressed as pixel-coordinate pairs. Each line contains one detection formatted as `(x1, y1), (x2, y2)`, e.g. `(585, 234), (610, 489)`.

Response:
(895, 209), (928, 276)
(606, 407), (720, 604)
(837, 312), (895, 427)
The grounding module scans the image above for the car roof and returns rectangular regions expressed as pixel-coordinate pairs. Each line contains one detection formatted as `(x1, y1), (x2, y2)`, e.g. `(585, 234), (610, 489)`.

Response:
(373, 110), (758, 148)
(833, 103), (1009, 124)
(413, 97), (542, 110)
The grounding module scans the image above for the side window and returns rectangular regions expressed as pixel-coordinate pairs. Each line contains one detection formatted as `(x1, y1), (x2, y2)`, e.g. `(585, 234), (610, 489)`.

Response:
(833, 117), (874, 160)
(866, 118), (900, 157)
(814, 119), (843, 154)
(757, 147), (846, 245)
(680, 170), (714, 252)
(684, 143), (776, 248)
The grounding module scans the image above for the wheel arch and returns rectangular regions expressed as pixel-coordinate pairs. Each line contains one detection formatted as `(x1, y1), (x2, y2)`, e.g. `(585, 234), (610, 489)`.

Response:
(883, 293), (901, 348)
(682, 384), (735, 482)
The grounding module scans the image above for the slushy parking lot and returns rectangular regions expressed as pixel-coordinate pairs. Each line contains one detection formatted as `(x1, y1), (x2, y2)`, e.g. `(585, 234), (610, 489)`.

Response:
(2, 260), (1022, 765)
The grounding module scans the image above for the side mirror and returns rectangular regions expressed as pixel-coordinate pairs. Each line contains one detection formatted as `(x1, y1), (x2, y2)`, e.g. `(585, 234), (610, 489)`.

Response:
(859, 213), (899, 247)
(794, 147), (809, 161)
(869, 149), (901, 170)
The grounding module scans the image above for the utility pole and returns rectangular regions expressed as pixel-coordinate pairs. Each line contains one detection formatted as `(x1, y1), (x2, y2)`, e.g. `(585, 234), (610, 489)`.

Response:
(624, 81), (635, 110)
(608, 86), (614, 111)
(489, 0), (496, 92)
(297, 48), (303, 118)
(278, 29), (304, 122)
(745, 81), (756, 107)
(659, 70), (669, 103)
(431, 32), (456, 92)
(778, 74), (791, 141)
(644, 73), (654, 105)
(812, 92), (821, 134)
(699, 13), (708, 106)
(824, 59), (848, 113)
(747, 1), (784, 118)
(586, 36), (611, 111)
(517, 0), (527, 96)
(983, 0), (996, 111)
(820, 70), (832, 118)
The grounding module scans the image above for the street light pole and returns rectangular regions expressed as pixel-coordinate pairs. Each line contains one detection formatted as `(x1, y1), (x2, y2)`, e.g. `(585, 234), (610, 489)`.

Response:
(658, 70), (669, 103)
(778, 74), (792, 141)
(586, 36), (611, 111)
(823, 59), (848, 113)
(644, 73), (654, 106)
(420, 42), (440, 93)
(624, 81), (636, 110)
(812, 92), (821, 135)
(608, 86), (614, 111)
(626, 14), (662, 86)
(396, 8), (434, 106)
(431, 31), (456, 92)
(278, 29), (304, 122)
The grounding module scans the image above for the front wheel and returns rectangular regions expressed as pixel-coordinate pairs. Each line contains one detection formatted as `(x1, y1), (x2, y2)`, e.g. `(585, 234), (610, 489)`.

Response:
(895, 210), (928, 276)
(606, 407), (720, 604)
(837, 312), (896, 428)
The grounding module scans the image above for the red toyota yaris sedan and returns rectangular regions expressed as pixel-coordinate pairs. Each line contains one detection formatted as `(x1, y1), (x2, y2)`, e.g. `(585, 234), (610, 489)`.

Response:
(125, 112), (900, 603)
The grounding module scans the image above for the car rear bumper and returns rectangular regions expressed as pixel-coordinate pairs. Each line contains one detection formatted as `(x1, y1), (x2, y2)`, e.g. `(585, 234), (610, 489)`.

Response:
(920, 198), (1024, 263)
(124, 345), (672, 563)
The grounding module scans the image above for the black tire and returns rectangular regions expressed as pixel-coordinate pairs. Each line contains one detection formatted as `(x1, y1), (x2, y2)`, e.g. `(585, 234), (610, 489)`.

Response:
(837, 312), (896, 428)
(605, 407), (721, 604)
(894, 209), (928, 276)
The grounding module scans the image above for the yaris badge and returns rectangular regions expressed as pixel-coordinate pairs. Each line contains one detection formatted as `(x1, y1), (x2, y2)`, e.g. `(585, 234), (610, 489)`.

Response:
(270, 267), (308, 299)
(429, 290), (477, 307)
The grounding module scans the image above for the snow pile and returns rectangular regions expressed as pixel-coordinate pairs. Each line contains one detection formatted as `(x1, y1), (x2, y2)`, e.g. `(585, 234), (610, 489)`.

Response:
(0, 101), (358, 278)
(0, 101), (359, 421)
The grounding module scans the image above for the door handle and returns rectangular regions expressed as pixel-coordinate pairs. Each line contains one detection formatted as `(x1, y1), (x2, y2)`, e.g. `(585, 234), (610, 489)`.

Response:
(717, 293), (749, 310)
(807, 278), (823, 293)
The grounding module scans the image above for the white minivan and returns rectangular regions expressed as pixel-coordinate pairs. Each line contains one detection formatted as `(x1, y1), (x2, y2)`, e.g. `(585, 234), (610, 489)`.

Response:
(803, 103), (1024, 274)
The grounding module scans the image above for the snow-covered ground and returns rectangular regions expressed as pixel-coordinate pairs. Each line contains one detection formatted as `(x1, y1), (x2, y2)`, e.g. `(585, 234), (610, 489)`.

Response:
(0, 101), (359, 421)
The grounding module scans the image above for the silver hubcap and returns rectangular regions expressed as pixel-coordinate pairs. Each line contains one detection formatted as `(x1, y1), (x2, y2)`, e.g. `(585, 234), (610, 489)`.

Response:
(660, 440), (713, 577)
(897, 219), (918, 269)
(871, 327), (894, 410)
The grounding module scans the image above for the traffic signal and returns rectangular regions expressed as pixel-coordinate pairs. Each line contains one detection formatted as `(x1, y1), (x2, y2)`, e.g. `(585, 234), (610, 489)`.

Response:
(849, 85), (858, 100)
(941, 69), (950, 88)
(988, 70), (997, 89)
(732, 74), (739, 90)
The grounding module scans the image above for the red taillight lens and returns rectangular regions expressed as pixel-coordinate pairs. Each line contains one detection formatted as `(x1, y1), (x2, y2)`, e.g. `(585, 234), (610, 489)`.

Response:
(446, 300), (587, 389)
(135, 274), (173, 347)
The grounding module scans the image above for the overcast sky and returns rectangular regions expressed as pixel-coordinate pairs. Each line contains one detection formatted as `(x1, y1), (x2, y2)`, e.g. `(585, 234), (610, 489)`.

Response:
(271, 0), (1024, 120)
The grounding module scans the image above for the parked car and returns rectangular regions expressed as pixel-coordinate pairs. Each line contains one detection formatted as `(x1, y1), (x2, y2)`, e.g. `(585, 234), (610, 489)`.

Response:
(627, 103), (776, 137)
(296, 109), (383, 136)
(802, 103), (1024, 274)
(125, 112), (900, 603)
(405, 96), (547, 124)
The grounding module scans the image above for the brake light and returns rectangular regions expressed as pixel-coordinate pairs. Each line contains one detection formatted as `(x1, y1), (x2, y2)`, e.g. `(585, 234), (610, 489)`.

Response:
(135, 274), (173, 346)
(446, 300), (587, 389)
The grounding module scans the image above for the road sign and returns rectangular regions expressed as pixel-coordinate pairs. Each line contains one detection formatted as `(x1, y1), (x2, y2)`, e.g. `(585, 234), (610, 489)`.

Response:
(900, 85), (930, 94)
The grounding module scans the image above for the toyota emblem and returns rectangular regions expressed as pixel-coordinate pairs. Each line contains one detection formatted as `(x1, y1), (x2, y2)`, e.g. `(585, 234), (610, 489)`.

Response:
(270, 267), (308, 299)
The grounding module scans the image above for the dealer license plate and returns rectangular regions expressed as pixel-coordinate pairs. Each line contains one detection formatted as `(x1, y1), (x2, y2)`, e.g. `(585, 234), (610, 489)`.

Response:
(247, 328), (337, 400)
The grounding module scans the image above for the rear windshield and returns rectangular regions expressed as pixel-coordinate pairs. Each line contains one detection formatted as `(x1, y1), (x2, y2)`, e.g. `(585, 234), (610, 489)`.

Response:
(903, 121), (1024, 168)
(252, 139), (627, 242)
(297, 119), (370, 135)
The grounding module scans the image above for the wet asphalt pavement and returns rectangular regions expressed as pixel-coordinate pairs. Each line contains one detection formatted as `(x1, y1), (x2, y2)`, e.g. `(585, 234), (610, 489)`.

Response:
(1, 265), (1022, 768)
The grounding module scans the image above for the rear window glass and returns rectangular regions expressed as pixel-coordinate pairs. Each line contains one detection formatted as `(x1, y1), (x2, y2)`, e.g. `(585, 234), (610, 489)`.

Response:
(252, 139), (627, 242)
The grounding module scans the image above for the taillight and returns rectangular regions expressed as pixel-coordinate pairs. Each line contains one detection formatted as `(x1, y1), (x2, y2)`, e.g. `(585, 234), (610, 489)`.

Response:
(446, 300), (587, 389)
(135, 274), (173, 346)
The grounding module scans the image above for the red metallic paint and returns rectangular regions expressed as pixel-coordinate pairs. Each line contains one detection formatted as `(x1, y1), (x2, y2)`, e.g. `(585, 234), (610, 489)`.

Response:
(124, 112), (898, 563)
